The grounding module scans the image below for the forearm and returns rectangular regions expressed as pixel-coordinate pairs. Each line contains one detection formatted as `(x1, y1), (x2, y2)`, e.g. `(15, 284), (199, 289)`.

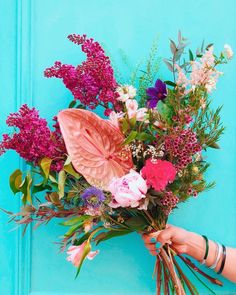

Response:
(185, 231), (236, 282)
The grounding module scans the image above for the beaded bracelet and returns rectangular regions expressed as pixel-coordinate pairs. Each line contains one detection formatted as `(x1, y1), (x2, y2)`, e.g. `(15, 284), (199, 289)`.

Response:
(217, 244), (226, 274)
(201, 235), (209, 264)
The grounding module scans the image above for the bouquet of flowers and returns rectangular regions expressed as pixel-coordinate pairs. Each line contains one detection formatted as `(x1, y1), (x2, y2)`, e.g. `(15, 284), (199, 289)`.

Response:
(0, 32), (233, 294)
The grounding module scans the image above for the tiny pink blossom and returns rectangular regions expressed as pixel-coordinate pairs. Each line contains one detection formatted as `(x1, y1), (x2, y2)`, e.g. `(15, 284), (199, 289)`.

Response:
(125, 99), (138, 119)
(109, 170), (148, 208)
(125, 99), (147, 121)
(136, 108), (148, 121)
(67, 242), (99, 267)
(108, 111), (124, 128)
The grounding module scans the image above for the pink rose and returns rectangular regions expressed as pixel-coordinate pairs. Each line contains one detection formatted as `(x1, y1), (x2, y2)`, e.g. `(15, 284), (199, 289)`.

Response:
(109, 170), (148, 208)
(141, 159), (176, 191)
(67, 242), (99, 267)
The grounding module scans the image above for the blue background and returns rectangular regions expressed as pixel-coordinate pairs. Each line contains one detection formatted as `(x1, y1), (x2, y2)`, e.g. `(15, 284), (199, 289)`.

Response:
(0, 0), (235, 294)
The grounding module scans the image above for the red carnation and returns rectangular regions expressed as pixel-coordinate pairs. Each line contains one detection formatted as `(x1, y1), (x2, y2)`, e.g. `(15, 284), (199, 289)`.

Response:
(141, 159), (176, 192)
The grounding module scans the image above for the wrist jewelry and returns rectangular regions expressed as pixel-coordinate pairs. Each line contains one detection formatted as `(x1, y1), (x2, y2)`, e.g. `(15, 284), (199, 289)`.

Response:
(209, 242), (221, 269)
(217, 244), (226, 274)
(201, 235), (209, 264)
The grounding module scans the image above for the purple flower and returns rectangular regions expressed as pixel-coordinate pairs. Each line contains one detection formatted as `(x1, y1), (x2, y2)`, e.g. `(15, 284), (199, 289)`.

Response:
(81, 187), (105, 208)
(146, 79), (167, 108)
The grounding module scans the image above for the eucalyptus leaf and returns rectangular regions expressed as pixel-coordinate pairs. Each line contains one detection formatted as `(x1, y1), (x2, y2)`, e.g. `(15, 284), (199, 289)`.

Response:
(163, 59), (174, 72)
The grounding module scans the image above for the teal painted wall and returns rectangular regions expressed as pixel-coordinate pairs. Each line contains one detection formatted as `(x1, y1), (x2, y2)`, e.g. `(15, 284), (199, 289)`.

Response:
(0, 0), (236, 294)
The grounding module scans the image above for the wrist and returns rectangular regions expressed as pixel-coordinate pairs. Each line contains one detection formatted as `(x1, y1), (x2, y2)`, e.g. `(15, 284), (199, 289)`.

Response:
(185, 231), (206, 261)
(185, 232), (218, 267)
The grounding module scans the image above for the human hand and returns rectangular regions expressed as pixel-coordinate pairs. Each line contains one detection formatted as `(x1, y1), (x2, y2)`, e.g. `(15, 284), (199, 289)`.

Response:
(142, 224), (190, 256)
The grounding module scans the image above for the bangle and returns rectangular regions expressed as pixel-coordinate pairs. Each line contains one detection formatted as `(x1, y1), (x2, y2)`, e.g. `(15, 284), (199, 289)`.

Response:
(210, 242), (222, 269)
(217, 244), (226, 274)
(201, 235), (209, 264)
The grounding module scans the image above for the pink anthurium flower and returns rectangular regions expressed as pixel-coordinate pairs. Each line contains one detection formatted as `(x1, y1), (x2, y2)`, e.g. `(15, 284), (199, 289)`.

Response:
(57, 109), (133, 190)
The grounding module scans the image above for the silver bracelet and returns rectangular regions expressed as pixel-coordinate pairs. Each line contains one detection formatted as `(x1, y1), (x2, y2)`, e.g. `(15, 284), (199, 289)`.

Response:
(209, 242), (222, 269)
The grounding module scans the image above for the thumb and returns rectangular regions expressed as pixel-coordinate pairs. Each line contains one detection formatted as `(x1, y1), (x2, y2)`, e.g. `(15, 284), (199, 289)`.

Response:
(156, 227), (175, 245)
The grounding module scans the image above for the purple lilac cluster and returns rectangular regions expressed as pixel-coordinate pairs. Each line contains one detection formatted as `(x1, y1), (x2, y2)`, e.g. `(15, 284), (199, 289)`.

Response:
(0, 105), (66, 171)
(44, 34), (120, 114)
(165, 128), (202, 170)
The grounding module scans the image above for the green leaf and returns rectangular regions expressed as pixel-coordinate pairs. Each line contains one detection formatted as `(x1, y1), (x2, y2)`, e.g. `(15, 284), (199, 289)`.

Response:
(49, 174), (57, 183)
(157, 101), (173, 122)
(48, 192), (62, 207)
(164, 80), (177, 87)
(122, 131), (138, 146)
(60, 215), (91, 227)
(39, 157), (52, 182)
(75, 241), (91, 278)
(20, 174), (33, 205)
(68, 100), (77, 108)
(58, 170), (66, 199)
(74, 232), (91, 246)
(206, 43), (214, 50)
(94, 229), (131, 245)
(64, 223), (84, 237)
(32, 183), (52, 194)
(125, 215), (146, 231)
(189, 49), (194, 61)
(9, 169), (23, 194)
(64, 162), (80, 179)
(136, 132), (155, 142)
(129, 117), (137, 127)
(121, 119), (129, 133)
(208, 142), (220, 149)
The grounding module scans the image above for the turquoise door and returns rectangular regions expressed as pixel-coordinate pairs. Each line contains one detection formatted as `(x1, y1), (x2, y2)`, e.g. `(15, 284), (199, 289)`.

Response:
(0, 0), (236, 294)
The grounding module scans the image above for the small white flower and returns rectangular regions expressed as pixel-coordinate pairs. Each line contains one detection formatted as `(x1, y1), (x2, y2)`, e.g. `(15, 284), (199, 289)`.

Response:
(126, 85), (137, 99)
(116, 85), (137, 102)
(223, 44), (233, 60)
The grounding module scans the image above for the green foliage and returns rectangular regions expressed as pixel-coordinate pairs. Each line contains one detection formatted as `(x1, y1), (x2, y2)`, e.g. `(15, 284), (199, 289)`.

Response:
(194, 104), (225, 148)
(9, 169), (23, 194)
(75, 240), (91, 278)
(94, 229), (131, 245)
(9, 169), (33, 204)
